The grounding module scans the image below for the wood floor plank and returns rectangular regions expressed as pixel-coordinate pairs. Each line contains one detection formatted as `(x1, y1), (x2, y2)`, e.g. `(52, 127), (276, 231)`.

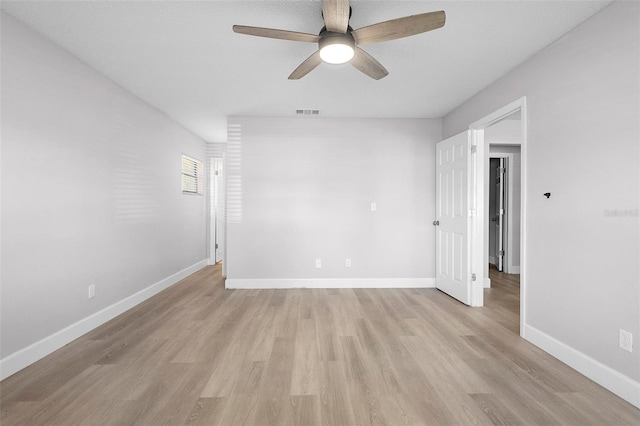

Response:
(149, 363), (216, 425)
(252, 336), (296, 425)
(274, 294), (300, 338)
(339, 335), (388, 426)
(184, 397), (226, 425)
(290, 318), (320, 395)
(12, 364), (113, 425)
(200, 298), (272, 397)
(555, 391), (639, 425)
(285, 395), (320, 426)
(315, 292), (341, 362)
(213, 362), (265, 425)
(0, 339), (106, 402)
(1, 264), (638, 425)
(219, 395), (261, 426)
(470, 392), (525, 425)
(462, 334), (575, 393)
(403, 319), (492, 395)
(0, 400), (38, 425)
(463, 357), (563, 425)
(318, 361), (357, 426)
(47, 368), (130, 425)
(113, 362), (194, 425)
(400, 336), (494, 425)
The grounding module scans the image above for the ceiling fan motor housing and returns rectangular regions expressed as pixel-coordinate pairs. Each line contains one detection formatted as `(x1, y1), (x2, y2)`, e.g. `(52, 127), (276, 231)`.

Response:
(318, 30), (355, 64)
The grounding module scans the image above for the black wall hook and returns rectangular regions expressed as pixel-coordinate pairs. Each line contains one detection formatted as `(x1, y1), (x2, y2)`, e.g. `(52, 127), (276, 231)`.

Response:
(544, 192), (551, 198)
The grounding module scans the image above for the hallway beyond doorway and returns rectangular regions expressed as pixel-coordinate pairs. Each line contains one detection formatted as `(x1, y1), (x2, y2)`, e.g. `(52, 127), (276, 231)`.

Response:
(485, 264), (520, 335)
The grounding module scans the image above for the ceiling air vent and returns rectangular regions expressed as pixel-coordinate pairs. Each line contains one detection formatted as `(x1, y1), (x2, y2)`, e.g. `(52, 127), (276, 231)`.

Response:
(296, 109), (320, 116)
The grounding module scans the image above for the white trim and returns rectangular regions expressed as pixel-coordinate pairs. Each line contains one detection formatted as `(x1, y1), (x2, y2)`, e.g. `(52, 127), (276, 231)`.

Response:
(226, 277), (435, 289)
(468, 131), (484, 307)
(519, 99), (528, 337)
(524, 324), (640, 409)
(0, 259), (208, 381)
(484, 277), (491, 289)
(509, 266), (521, 274)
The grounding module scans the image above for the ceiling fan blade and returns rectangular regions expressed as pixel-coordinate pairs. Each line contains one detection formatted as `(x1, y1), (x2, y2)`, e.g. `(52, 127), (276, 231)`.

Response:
(352, 11), (445, 45)
(233, 25), (320, 43)
(351, 47), (388, 80)
(288, 51), (323, 80)
(322, 0), (350, 33)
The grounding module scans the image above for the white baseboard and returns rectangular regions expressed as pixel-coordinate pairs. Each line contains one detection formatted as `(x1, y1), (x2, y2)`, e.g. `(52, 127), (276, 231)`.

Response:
(484, 277), (492, 288)
(226, 277), (435, 289)
(0, 259), (208, 381)
(507, 265), (521, 274)
(523, 324), (640, 409)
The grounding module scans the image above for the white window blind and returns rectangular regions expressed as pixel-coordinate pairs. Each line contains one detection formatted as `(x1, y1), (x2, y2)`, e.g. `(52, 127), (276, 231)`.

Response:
(181, 154), (204, 195)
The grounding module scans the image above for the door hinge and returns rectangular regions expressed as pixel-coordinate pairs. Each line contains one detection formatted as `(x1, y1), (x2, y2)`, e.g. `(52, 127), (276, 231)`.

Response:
(215, 243), (219, 249)
(498, 250), (505, 256)
(498, 167), (506, 174)
(471, 273), (477, 282)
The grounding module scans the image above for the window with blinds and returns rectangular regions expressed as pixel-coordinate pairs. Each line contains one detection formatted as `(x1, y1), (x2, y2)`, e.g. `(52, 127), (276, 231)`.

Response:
(181, 154), (204, 195)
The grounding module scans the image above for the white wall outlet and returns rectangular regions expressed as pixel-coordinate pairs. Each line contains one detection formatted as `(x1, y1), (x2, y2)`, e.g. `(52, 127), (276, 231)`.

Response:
(619, 329), (633, 353)
(345, 258), (351, 268)
(88, 284), (96, 299)
(370, 202), (377, 212)
(315, 258), (322, 269)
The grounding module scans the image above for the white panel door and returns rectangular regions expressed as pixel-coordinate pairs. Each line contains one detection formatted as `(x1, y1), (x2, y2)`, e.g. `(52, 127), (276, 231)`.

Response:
(435, 131), (471, 305)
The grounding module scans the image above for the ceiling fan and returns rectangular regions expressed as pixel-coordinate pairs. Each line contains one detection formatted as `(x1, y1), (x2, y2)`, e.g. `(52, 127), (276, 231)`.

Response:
(232, 0), (445, 80)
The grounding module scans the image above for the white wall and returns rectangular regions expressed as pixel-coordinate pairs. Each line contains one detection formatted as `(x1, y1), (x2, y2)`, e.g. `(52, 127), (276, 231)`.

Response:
(485, 119), (521, 146)
(226, 117), (441, 287)
(443, 1), (639, 404)
(0, 12), (207, 376)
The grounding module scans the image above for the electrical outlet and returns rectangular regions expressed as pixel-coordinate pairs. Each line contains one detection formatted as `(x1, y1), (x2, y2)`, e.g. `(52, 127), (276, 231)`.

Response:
(345, 258), (352, 268)
(88, 284), (96, 299)
(370, 202), (377, 212)
(315, 258), (322, 269)
(619, 329), (633, 353)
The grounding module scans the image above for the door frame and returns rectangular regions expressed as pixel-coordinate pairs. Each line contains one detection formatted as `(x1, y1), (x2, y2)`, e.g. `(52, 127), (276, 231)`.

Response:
(208, 157), (226, 270)
(469, 97), (527, 336)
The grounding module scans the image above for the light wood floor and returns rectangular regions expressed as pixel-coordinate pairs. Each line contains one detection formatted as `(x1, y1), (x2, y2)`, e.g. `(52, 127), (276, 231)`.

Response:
(1, 265), (638, 425)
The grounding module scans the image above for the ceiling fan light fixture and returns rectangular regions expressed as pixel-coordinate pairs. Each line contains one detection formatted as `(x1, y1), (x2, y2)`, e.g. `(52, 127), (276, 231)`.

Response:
(319, 32), (355, 64)
(233, 2), (446, 79)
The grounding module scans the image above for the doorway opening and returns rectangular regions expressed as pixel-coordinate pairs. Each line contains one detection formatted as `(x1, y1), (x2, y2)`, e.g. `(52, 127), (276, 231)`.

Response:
(209, 158), (225, 269)
(488, 148), (521, 275)
(488, 157), (506, 272)
(486, 145), (521, 334)
(470, 97), (526, 336)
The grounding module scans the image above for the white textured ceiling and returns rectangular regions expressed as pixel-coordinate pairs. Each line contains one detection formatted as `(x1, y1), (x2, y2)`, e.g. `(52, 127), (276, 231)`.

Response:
(1, 0), (611, 142)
